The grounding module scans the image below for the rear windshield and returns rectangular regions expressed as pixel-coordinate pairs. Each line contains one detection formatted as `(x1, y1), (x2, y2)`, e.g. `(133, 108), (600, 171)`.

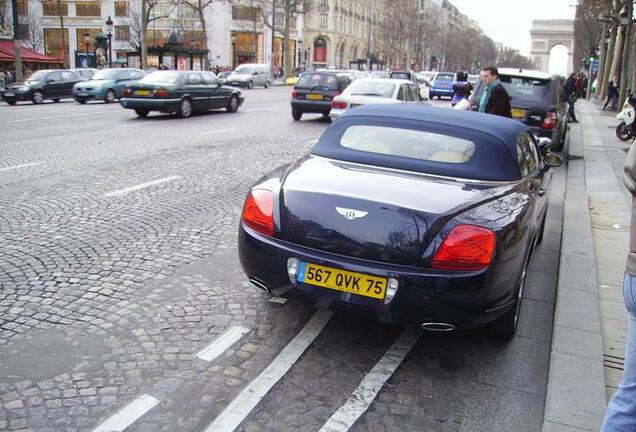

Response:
(499, 75), (551, 104)
(340, 125), (475, 164)
(391, 72), (410, 80)
(297, 73), (339, 90)
(345, 80), (396, 98)
(435, 74), (454, 82)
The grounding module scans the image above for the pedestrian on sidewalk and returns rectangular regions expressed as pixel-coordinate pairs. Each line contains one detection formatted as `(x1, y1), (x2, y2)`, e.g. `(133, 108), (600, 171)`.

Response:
(477, 66), (511, 118)
(604, 76), (620, 111)
(565, 73), (578, 123)
(601, 144), (636, 431)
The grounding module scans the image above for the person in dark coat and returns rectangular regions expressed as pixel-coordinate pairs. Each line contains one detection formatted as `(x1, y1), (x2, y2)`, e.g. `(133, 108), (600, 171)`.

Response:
(564, 73), (578, 123)
(604, 75), (620, 111)
(477, 66), (512, 118)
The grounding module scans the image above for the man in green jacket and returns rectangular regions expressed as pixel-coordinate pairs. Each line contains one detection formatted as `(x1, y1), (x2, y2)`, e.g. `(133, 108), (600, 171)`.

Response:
(602, 144), (636, 431)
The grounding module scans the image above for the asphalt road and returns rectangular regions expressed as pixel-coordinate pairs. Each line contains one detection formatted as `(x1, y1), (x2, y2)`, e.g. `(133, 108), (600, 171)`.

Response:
(0, 88), (565, 432)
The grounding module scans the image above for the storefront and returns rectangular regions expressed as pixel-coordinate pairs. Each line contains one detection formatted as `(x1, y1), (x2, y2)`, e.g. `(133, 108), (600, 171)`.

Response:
(126, 31), (208, 71)
(230, 32), (263, 68)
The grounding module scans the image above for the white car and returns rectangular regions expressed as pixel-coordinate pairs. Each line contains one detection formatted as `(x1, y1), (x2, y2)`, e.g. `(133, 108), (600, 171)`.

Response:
(329, 78), (426, 120)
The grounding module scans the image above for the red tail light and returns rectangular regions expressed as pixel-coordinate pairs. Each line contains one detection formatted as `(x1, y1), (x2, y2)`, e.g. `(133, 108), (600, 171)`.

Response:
(242, 189), (274, 237)
(431, 225), (495, 271)
(541, 111), (557, 130)
(291, 90), (298, 99)
(153, 88), (171, 97)
(123, 88), (132, 96)
(331, 100), (347, 109)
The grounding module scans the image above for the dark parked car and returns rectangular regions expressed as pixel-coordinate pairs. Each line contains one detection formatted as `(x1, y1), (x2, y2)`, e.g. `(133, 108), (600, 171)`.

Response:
(238, 105), (563, 340)
(290, 71), (352, 121)
(2, 69), (83, 105)
(470, 68), (568, 151)
(120, 70), (244, 118)
(429, 72), (455, 99)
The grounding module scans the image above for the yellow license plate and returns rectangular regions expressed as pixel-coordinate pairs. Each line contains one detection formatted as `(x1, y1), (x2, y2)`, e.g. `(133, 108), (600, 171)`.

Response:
(298, 262), (387, 300)
(135, 89), (151, 96)
(511, 108), (525, 119)
(307, 93), (324, 100)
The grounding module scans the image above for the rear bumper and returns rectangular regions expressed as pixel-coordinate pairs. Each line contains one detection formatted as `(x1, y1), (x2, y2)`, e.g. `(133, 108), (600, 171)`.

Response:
(291, 100), (332, 114)
(2, 91), (33, 102)
(120, 97), (181, 112)
(238, 224), (514, 330)
(430, 88), (453, 97)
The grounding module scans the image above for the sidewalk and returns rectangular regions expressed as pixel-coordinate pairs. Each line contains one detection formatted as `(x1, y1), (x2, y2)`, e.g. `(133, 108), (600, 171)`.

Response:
(543, 100), (632, 431)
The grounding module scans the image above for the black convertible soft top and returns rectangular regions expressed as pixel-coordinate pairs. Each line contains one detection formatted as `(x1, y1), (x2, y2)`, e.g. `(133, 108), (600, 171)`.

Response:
(311, 105), (530, 182)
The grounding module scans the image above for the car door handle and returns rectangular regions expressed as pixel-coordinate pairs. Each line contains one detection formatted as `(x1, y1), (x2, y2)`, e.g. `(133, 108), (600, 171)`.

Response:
(538, 188), (546, 196)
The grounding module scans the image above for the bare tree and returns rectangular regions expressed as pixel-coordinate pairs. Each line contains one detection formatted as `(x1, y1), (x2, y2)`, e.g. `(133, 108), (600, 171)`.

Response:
(574, 0), (606, 70)
(176, 0), (222, 70)
(136, 0), (178, 68)
(23, 9), (43, 52)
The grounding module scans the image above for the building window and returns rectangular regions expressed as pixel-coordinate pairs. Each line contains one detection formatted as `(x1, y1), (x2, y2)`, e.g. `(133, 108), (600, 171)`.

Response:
(319, 0), (328, 9)
(44, 27), (68, 58)
(232, 5), (260, 21)
(115, 25), (129, 41)
(16, 0), (28, 15)
(313, 37), (327, 63)
(42, 1), (68, 16)
(76, 1), (101, 17)
(319, 13), (327, 28)
(76, 28), (100, 51)
(115, 1), (129, 17)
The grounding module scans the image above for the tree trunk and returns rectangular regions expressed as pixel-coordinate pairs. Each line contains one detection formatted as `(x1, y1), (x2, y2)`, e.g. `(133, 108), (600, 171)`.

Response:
(58, 0), (67, 68)
(198, 4), (209, 70)
(619, 2), (633, 107)
(600, 22), (618, 101)
(631, 29), (636, 96)
(283, 0), (292, 78)
(141, 0), (148, 68)
(595, 0), (611, 99)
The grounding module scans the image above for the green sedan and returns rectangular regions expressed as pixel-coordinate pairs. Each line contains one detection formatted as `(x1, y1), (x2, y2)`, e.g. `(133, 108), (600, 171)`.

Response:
(120, 70), (244, 118)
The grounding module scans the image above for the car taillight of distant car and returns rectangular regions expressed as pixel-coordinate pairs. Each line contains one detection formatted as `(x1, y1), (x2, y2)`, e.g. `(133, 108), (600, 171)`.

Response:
(153, 88), (171, 97)
(331, 100), (347, 110)
(123, 88), (132, 97)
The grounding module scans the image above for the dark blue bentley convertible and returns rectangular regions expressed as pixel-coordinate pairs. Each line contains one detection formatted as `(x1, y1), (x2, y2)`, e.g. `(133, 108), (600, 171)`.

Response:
(238, 105), (563, 340)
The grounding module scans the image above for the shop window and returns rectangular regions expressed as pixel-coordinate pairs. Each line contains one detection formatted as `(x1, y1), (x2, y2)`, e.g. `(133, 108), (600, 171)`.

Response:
(76, 28), (100, 51)
(115, 25), (130, 41)
(44, 28), (68, 58)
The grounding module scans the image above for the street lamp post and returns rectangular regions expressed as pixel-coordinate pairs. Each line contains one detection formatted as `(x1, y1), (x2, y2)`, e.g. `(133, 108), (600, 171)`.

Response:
(106, 16), (113, 68)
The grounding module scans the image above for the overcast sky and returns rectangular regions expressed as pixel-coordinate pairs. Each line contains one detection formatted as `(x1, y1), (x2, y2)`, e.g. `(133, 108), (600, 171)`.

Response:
(448, 0), (576, 56)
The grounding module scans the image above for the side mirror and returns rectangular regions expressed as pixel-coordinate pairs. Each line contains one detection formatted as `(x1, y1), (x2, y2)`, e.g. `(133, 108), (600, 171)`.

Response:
(544, 152), (563, 168)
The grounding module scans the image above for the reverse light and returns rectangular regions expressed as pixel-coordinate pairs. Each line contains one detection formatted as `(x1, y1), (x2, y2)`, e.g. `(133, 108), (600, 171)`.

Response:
(384, 278), (399, 304)
(331, 100), (347, 110)
(431, 225), (495, 271)
(153, 88), (171, 97)
(242, 189), (274, 237)
(541, 111), (557, 130)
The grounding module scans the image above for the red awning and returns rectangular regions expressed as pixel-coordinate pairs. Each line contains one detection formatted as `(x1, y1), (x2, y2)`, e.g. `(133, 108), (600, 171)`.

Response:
(0, 39), (63, 64)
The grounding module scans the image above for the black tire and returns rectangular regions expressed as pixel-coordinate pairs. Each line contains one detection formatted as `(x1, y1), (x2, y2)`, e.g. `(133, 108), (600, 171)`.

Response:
(177, 98), (193, 118)
(617, 123), (632, 141)
(77, 100), (87, 104)
(292, 110), (302, 121)
(247, 81), (254, 90)
(5, 99), (16, 105)
(32, 91), (44, 104)
(264, 80), (271, 88)
(52, 98), (61, 103)
(490, 260), (528, 341)
(105, 89), (116, 103)
(134, 108), (149, 118)
(227, 95), (240, 113)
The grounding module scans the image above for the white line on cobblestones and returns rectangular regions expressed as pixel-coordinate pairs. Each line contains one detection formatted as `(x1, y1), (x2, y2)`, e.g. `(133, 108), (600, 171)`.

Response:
(91, 394), (160, 432)
(202, 128), (238, 136)
(104, 176), (182, 197)
(196, 325), (251, 362)
(318, 329), (421, 432)
(0, 162), (42, 172)
(202, 309), (334, 432)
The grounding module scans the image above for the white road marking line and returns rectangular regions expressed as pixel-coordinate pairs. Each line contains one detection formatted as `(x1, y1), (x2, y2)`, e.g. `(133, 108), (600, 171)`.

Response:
(91, 394), (160, 432)
(3, 110), (121, 124)
(0, 162), (42, 172)
(202, 127), (238, 136)
(104, 176), (181, 197)
(305, 139), (319, 145)
(196, 326), (251, 362)
(243, 106), (277, 112)
(203, 309), (334, 432)
(318, 329), (421, 432)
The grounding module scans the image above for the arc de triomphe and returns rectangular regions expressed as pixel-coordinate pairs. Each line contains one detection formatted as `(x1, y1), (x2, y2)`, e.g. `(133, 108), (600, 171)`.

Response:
(530, 19), (575, 74)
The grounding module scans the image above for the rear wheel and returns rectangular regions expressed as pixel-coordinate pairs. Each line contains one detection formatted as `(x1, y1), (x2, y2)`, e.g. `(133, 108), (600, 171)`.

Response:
(77, 100), (86, 104)
(292, 110), (302, 121)
(134, 108), (149, 118)
(52, 98), (61, 103)
(264, 80), (271, 89)
(227, 95), (239, 113)
(5, 99), (16, 105)
(617, 123), (632, 141)
(32, 91), (44, 104)
(490, 260), (528, 341)
(177, 98), (192, 118)
(105, 89), (116, 103)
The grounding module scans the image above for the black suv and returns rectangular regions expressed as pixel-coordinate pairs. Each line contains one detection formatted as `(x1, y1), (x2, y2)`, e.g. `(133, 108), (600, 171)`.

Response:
(470, 68), (568, 151)
(291, 71), (352, 121)
(2, 69), (83, 105)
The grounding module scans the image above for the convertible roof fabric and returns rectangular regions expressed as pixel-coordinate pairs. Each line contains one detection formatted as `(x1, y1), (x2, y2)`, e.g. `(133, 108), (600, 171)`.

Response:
(312, 105), (528, 181)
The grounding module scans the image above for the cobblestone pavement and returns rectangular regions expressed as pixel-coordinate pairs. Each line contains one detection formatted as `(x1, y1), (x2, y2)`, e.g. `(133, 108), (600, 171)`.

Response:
(0, 90), (565, 431)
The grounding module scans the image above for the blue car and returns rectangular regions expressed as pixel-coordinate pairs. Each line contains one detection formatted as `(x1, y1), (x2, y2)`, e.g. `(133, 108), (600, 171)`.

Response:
(73, 68), (145, 104)
(238, 104), (564, 340)
(429, 72), (455, 99)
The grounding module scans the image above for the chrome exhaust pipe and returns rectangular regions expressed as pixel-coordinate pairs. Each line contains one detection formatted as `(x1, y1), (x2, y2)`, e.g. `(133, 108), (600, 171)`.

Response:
(249, 278), (271, 293)
(420, 322), (456, 332)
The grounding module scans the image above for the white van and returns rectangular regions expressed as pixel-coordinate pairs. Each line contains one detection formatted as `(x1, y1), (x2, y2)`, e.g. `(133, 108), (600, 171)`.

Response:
(226, 63), (272, 89)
